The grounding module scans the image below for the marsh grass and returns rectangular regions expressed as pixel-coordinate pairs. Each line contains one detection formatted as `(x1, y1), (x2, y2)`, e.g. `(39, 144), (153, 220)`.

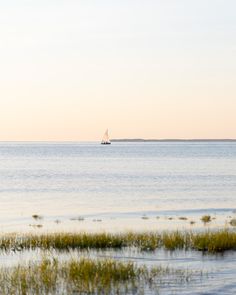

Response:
(141, 215), (149, 220)
(29, 224), (43, 228)
(201, 215), (212, 224)
(70, 216), (85, 221)
(229, 219), (236, 226)
(179, 217), (188, 220)
(0, 230), (236, 253)
(32, 215), (43, 221)
(0, 257), (195, 295)
(192, 230), (236, 252)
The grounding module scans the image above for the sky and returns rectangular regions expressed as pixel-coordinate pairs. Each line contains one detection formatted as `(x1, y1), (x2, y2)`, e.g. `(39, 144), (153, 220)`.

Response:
(0, 0), (235, 141)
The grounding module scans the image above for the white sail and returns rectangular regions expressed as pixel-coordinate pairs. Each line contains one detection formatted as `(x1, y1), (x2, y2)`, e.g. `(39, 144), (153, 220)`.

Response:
(101, 129), (111, 144)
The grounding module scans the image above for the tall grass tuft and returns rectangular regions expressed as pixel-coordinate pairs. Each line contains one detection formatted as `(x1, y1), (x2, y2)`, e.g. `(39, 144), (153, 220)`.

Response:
(162, 231), (190, 250)
(201, 215), (211, 224)
(192, 230), (236, 252)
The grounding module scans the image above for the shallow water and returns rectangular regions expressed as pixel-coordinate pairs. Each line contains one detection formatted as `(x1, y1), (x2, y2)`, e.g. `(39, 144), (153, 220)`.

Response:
(1, 247), (236, 294)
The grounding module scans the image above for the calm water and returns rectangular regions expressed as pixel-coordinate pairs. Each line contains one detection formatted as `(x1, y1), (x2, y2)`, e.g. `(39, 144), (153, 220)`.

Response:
(0, 141), (236, 294)
(0, 141), (236, 231)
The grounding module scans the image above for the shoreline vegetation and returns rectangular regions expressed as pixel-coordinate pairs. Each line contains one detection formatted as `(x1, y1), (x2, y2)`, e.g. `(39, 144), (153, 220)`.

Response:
(0, 257), (197, 295)
(0, 229), (234, 293)
(1, 229), (236, 253)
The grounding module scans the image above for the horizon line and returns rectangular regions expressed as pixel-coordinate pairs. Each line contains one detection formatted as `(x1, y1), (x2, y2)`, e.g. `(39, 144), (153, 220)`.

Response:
(0, 138), (235, 143)
(111, 138), (236, 141)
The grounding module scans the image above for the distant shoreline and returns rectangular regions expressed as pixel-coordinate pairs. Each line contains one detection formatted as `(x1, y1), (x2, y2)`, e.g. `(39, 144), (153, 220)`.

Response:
(111, 139), (236, 142)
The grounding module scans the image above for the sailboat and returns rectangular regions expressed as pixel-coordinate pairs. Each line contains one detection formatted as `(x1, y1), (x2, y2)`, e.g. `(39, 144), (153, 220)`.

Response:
(101, 129), (111, 144)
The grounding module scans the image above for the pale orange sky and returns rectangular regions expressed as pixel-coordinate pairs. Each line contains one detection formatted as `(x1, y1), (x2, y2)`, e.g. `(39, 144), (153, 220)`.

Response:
(0, 0), (235, 141)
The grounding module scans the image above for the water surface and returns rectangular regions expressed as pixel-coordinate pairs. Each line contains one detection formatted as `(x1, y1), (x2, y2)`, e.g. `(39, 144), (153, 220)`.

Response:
(0, 141), (236, 294)
(0, 141), (235, 232)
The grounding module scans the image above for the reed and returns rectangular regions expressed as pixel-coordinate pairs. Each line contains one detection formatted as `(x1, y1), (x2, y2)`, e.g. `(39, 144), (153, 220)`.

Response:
(178, 217), (188, 220)
(229, 219), (236, 226)
(1, 230), (236, 253)
(192, 230), (236, 252)
(201, 215), (211, 224)
(0, 257), (193, 294)
(32, 215), (43, 220)
(162, 231), (190, 250)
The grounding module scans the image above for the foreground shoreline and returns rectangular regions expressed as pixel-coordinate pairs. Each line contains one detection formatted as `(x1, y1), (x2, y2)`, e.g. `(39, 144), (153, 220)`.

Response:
(0, 229), (235, 294)
(0, 256), (199, 295)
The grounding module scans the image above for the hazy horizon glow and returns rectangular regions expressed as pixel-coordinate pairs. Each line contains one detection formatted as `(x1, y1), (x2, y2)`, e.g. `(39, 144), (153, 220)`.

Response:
(0, 0), (236, 141)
